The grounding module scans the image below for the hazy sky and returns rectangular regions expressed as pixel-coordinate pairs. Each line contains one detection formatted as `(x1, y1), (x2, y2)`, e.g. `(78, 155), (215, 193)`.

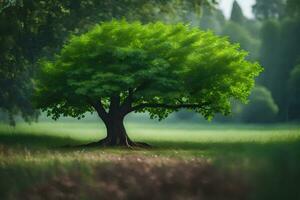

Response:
(218, 0), (256, 19)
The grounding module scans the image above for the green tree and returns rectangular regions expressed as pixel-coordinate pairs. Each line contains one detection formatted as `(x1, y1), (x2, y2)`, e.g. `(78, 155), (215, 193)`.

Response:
(239, 86), (278, 123)
(258, 20), (281, 94)
(230, 1), (261, 40)
(252, 0), (300, 121)
(288, 64), (300, 120)
(253, 0), (300, 19)
(258, 18), (300, 120)
(287, 0), (300, 17)
(35, 20), (262, 147)
(218, 1), (261, 62)
(230, 1), (246, 24)
(0, 1), (77, 124)
(253, 0), (285, 20)
(279, 18), (300, 119)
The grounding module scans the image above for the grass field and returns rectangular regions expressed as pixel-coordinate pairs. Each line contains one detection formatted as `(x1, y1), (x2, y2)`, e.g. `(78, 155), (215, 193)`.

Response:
(0, 121), (300, 200)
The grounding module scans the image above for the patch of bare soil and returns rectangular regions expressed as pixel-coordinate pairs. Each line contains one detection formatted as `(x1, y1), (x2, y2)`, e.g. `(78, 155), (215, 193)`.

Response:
(22, 156), (248, 200)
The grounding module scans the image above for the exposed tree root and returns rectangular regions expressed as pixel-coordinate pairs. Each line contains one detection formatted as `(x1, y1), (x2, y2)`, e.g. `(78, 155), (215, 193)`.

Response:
(78, 138), (111, 148)
(76, 137), (152, 149)
(130, 141), (152, 148)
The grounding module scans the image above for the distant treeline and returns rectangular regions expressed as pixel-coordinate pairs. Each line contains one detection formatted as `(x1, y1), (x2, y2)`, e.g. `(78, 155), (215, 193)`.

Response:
(176, 0), (300, 123)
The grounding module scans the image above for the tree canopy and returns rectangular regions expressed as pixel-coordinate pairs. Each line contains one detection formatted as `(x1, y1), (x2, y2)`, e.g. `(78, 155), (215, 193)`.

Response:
(36, 20), (262, 122)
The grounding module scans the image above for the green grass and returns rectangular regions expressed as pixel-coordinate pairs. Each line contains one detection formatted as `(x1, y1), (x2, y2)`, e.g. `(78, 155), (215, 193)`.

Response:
(0, 121), (300, 199)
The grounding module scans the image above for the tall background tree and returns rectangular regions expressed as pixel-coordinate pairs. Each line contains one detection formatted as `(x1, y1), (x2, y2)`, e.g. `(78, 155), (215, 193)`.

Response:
(253, 0), (285, 20)
(288, 64), (300, 120)
(254, 0), (300, 121)
(230, 0), (246, 24)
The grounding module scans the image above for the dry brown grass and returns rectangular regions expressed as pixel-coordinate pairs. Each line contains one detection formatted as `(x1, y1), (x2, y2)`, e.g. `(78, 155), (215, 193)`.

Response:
(22, 155), (248, 200)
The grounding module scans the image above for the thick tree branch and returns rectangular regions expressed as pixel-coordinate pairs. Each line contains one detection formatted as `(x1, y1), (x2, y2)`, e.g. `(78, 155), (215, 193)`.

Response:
(109, 95), (121, 114)
(120, 89), (134, 115)
(134, 82), (148, 93)
(120, 83), (149, 115)
(131, 102), (209, 112)
(88, 98), (109, 123)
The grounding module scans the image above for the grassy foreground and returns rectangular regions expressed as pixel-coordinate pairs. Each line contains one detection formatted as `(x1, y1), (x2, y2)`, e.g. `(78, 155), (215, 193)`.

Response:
(0, 122), (300, 200)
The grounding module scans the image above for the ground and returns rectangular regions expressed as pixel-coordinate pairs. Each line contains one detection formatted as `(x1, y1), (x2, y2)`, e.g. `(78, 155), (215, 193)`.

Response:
(0, 121), (300, 200)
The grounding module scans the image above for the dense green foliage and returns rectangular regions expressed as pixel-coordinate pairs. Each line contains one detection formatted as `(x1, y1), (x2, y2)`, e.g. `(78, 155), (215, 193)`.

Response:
(35, 20), (261, 121)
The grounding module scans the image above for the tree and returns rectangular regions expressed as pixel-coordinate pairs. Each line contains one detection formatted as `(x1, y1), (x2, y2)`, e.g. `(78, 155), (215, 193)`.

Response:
(230, 1), (246, 25)
(278, 18), (300, 119)
(258, 20), (281, 91)
(288, 64), (300, 120)
(253, 0), (285, 20)
(0, 0), (79, 125)
(34, 20), (262, 147)
(199, 5), (225, 34)
(286, 0), (300, 17)
(258, 18), (300, 120)
(222, 22), (260, 61)
(239, 86), (278, 123)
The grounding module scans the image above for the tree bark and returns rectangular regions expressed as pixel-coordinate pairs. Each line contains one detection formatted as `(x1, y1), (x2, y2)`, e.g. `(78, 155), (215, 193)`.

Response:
(81, 112), (150, 148)
(103, 115), (132, 146)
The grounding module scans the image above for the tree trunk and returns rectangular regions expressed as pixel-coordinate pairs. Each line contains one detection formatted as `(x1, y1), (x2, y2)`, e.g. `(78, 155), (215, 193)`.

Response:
(80, 99), (150, 148)
(103, 115), (132, 146)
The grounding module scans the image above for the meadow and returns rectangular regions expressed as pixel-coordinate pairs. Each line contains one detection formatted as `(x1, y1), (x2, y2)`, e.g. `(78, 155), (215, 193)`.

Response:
(0, 121), (300, 200)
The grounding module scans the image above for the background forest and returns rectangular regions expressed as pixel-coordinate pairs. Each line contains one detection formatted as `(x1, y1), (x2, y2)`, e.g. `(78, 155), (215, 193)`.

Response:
(0, 0), (300, 125)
